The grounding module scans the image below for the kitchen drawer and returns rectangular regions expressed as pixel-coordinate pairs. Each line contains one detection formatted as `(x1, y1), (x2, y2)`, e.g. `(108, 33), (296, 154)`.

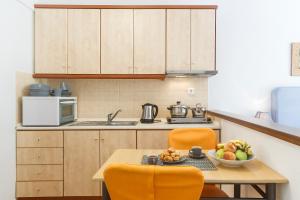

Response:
(17, 148), (63, 165)
(16, 181), (63, 197)
(17, 165), (63, 181)
(17, 131), (63, 147)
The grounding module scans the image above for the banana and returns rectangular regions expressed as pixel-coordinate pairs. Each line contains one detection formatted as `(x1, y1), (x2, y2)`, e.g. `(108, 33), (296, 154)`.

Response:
(246, 147), (253, 156)
(231, 140), (246, 150)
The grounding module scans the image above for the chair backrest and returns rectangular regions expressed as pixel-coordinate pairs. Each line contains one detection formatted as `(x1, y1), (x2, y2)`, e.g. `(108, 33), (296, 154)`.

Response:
(168, 128), (217, 150)
(104, 164), (204, 200)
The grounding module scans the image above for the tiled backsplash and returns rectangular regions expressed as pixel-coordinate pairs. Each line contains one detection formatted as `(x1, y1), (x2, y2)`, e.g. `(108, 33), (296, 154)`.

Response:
(16, 71), (208, 121)
(47, 78), (208, 118)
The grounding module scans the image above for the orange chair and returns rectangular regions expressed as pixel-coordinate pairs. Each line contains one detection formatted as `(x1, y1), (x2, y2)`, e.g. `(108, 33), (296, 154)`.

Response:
(168, 128), (217, 150)
(104, 164), (204, 200)
(168, 128), (228, 198)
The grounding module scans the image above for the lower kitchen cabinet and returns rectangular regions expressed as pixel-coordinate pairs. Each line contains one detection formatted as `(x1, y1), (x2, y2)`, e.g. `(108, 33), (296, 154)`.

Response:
(64, 131), (101, 196)
(16, 128), (221, 198)
(16, 131), (63, 148)
(16, 181), (63, 197)
(16, 148), (63, 165)
(17, 165), (63, 181)
(137, 130), (170, 149)
(100, 130), (136, 165)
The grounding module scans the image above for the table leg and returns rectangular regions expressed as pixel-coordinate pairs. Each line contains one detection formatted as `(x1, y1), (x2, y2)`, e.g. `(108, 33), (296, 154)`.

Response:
(201, 183), (277, 200)
(266, 183), (276, 200)
(102, 182), (111, 200)
(234, 184), (241, 198)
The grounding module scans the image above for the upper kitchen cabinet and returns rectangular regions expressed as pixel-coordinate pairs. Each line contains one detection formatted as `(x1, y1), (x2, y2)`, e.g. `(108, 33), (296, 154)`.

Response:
(101, 9), (134, 74)
(166, 9), (191, 72)
(134, 9), (166, 74)
(67, 9), (101, 74)
(166, 9), (216, 74)
(34, 5), (217, 78)
(35, 9), (67, 74)
(191, 9), (216, 71)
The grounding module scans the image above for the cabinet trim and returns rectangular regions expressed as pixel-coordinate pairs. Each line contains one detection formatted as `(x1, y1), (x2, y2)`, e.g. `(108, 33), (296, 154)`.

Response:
(32, 74), (166, 80)
(35, 5), (218, 9)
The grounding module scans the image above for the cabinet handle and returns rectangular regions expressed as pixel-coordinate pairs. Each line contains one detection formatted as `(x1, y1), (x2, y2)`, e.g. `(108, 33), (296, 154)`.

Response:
(100, 138), (104, 141)
(94, 138), (100, 141)
(37, 137), (41, 142)
(36, 172), (42, 176)
(36, 188), (40, 192)
(37, 155), (41, 159)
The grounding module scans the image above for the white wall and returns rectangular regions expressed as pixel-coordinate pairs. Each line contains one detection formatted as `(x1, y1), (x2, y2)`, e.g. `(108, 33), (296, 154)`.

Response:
(0, 0), (33, 199)
(208, 0), (300, 116)
(221, 120), (300, 200)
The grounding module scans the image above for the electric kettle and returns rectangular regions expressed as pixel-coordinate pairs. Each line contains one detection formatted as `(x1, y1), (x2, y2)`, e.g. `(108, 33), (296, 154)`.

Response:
(140, 103), (158, 123)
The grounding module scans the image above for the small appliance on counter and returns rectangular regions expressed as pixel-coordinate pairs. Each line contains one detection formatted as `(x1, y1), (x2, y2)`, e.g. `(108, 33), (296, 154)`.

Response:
(167, 117), (212, 124)
(167, 101), (212, 124)
(29, 84), (51, 96)
(50, 81), (72, 97)
(140, 103), (159, 123)
(28, 82), (72, 97)
(167, 101), (189, 118)
(22, 96), (77, 126)
(191, 103), (207, 118)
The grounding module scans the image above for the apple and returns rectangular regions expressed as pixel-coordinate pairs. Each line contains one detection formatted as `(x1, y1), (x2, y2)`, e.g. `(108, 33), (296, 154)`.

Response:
(223, 151), (236, 160)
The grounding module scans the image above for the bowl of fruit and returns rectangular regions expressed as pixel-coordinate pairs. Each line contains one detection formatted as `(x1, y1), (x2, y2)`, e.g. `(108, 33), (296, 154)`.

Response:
(208, 140), (255, 167)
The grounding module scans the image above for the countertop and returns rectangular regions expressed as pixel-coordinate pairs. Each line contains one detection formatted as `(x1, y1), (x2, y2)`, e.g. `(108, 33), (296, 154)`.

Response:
(208, 110), (300, 146)
(16, 118), (220, 131)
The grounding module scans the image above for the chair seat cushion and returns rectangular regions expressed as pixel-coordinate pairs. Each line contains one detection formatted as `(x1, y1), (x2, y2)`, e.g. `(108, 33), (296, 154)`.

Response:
(201, 184), (228, 197)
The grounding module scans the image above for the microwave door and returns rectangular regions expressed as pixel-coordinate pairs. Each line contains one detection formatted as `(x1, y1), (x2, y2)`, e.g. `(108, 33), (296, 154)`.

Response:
(60, 100), (76, 124)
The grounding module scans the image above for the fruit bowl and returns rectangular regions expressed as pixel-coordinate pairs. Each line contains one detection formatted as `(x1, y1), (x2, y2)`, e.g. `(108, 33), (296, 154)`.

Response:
(207, 140), (255, 167)
(208, 150), (255, 167)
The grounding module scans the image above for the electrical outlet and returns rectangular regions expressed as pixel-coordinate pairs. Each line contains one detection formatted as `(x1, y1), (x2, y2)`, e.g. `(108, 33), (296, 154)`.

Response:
(187, 87), (195, 95)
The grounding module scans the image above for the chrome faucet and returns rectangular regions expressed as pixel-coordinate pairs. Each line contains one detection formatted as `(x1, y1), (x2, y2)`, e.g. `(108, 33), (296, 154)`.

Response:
(107, 109), (122, 124)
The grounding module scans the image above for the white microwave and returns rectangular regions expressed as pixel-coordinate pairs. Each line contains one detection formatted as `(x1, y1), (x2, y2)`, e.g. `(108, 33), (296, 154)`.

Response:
(22, 96), (77, 126)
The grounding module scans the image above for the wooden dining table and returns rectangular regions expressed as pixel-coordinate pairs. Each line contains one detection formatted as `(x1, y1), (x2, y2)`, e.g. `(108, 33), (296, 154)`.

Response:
(93, 149), (288, 200)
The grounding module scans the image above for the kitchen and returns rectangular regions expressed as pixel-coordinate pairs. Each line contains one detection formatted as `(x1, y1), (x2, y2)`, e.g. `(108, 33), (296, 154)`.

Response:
(1, 0), (300, 200)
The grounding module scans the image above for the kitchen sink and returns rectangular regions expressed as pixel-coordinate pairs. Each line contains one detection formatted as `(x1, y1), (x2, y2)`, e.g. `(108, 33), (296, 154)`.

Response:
(69, 121), (138, 126)
(107, 121), (138, 126)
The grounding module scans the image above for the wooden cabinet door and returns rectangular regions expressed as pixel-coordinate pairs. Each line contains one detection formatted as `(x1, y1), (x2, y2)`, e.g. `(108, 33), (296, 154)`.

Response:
(35, 9), (67, 74)
(134, 9), (166, 74)
(101, 9), (134, 74)
(100, 130), (136, 165)
(17, 165), (63, 181)
(17, 148), (63, 165)
(137, 130), (170, 149)
(64, 131), (100, 196)
(68, 9), (101, 74)
(166, 9), (191, 72)
(16, 181), (63, 197)
(17, 131), (63, 148)
(191, 9), (216, 71)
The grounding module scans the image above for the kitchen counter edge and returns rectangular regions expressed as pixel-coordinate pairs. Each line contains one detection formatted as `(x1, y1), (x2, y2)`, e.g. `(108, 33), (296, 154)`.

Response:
(208, 110), (300, 147)
(16, 118), (220, 131)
